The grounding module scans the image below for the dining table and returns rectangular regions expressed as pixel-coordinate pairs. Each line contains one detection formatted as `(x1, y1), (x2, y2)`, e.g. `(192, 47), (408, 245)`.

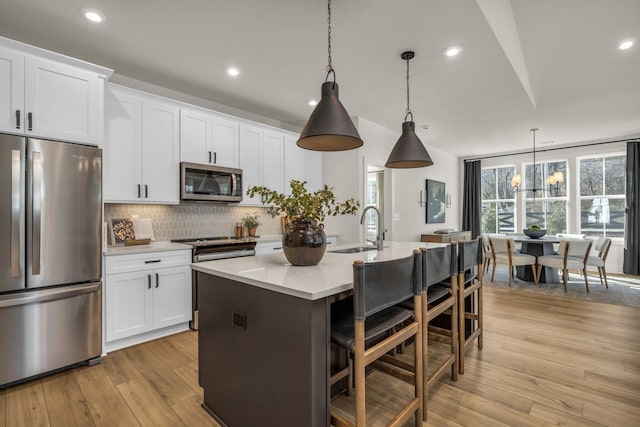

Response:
(512, 235), (561, 283)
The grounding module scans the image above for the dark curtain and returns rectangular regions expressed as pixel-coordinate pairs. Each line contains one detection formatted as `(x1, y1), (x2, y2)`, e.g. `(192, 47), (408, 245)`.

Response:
(623, 141), (640, 275)
(462, 160), (482, 239)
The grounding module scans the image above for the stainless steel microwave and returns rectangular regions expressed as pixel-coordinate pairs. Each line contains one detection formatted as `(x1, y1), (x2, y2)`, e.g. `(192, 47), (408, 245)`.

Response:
(180, 162), (243, 202)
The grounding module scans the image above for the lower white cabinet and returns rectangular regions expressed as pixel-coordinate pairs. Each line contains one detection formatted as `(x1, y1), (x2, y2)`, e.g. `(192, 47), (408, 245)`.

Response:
(105, 250), (191, 346)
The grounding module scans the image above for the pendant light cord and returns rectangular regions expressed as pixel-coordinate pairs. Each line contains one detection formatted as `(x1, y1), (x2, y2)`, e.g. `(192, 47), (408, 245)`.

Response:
(405, 55), (413, 122)
(325, 0), (336, 84)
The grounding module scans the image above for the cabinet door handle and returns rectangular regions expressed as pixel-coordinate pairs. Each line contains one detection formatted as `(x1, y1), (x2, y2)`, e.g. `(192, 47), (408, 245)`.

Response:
(27, 112), (33, 131)
(273, 247), (282, 251)
(213, 152), (217, 164)
(208, 151), (212, 163)
(144, 259), (161, 264)
(144, 185), (148, 198)
(155, 273), (159, 288)
(16, 110), (20, 129)
(137, 184), (141, 198)
(148, 274), (152, 289)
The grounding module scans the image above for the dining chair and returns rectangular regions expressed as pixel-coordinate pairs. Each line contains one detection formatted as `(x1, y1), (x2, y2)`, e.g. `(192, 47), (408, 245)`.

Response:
(587, 237), (612, 288)
(489, 237), (539, 286)
(479, 234), (493, 275)
(330, 251), (423, 427)
(457, 239), (483, 375)
(537, 240), (593, 292)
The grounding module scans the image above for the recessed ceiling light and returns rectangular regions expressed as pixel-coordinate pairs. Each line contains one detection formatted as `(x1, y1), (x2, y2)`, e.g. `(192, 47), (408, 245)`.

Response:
(444, 46), (462, 57)
(84, 10), (104, 23)
(618, 39), (635, 50)
(308, 100), (318, 107)
(227, 67), (240, 77)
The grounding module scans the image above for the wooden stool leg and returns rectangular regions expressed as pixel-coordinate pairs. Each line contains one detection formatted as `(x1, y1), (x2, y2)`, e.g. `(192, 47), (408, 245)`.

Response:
(602, 266), (609, 289)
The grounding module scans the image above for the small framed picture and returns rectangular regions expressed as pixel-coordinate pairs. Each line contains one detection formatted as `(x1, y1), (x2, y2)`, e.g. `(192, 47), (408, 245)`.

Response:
(110, 218), (135, 245)
(426, 180), (446, 224)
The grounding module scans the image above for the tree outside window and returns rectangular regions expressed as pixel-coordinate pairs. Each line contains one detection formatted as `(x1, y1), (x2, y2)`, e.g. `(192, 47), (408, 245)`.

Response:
(578, 154), (625, 238)
(481, 166), (515, 234)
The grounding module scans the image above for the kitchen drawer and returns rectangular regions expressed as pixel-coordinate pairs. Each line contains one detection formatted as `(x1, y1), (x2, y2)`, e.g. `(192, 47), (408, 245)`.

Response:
(105, 250), (190, 275)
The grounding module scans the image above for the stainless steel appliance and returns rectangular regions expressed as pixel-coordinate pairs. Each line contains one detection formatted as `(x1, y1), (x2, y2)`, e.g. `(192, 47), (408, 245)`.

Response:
(180, 162), (243, 202)
(1, 134), (102, 388)
(172, 236), (256, 330)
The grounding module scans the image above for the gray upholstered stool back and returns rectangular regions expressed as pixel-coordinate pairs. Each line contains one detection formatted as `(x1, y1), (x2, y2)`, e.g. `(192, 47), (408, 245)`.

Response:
(422, 244), (457, 289)
(353, 251), (421, 321)
(458, 238), (483, 274)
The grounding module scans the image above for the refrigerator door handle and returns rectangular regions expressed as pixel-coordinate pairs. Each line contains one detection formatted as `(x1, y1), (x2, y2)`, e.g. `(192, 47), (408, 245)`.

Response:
(11, 149), (21, 277)
(32, 151), (42, 275)
(0, 282), (101, 309)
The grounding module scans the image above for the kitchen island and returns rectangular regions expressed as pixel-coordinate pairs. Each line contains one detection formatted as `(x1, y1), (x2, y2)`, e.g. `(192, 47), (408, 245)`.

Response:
(191, 241), (444, 427)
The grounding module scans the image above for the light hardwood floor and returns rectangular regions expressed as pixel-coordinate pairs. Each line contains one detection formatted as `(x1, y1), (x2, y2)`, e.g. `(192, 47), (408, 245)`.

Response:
(1, 286), (639, 426)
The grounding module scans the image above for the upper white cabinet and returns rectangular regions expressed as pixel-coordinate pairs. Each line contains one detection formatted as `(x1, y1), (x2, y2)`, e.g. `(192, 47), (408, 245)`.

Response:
(104, 84), (180, 204)
(239, 125), (285, 206)
(0, 41), (110, 145)
(180, 106), (239, 168)
(283, 133), (324, 193)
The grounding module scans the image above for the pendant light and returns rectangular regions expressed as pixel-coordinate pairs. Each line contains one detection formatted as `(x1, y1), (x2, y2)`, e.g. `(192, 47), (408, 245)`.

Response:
(385, 51), (433, 168)
(297, 0), (363, 151)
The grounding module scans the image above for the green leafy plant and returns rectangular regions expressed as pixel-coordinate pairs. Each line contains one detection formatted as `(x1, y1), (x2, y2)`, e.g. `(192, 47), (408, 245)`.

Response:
(527, 225), (542, 230)
(247, 180), (359, 225)
(242, 212), (260, 228)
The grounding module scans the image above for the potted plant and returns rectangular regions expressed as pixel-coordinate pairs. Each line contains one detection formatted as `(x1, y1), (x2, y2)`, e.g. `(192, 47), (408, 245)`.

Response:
(242, 212), (261, 236)
(247, 180), (359, 265)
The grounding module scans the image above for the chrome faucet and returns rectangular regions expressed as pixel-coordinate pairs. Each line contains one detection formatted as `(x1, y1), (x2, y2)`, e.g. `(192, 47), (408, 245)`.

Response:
(360, 205), (384, 251)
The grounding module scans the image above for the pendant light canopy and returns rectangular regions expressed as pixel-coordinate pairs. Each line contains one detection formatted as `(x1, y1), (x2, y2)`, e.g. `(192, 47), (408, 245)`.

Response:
(297, 0), (363, 151)
(385, 51), (433, 168)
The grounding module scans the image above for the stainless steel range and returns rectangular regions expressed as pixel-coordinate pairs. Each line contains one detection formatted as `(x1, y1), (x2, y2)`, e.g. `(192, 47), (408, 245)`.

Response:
(172, 236), (257, 330)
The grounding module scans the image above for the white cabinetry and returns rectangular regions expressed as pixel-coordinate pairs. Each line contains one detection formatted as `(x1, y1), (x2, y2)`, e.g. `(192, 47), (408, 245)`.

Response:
(283, 133), (324, 193)
(104, 84), (180, 204)
(0, 43), (108, 144)
(180, 106), (239, 168)
(105, 250), (191, 350)
(239, 124), (284, 205)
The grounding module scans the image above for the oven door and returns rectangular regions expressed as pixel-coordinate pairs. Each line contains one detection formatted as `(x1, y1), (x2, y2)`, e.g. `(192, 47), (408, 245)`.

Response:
(181, 162), (243, 202)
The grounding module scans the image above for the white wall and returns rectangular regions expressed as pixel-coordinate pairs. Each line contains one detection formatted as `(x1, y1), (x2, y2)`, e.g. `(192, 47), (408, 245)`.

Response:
(323, 117), (461, 244)
(477, 141), (627, 273)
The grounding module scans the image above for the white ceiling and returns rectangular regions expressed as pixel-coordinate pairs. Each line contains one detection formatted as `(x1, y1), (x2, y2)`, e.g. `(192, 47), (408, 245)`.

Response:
(1, 0), (639, 157)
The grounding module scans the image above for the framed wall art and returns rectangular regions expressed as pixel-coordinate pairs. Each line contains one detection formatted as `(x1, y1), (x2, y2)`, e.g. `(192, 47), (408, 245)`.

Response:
(426, 179), (446, 223)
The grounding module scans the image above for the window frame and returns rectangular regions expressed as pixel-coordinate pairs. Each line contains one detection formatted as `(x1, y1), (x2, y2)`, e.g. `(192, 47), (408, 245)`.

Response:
(480, 164), (517, 234)
(576, 152), (626, 239)
(520, 158), (569, 234)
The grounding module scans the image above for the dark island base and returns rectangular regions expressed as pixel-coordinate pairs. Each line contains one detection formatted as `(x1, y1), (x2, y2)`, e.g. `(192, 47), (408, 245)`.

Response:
(197, 272), (330, 427)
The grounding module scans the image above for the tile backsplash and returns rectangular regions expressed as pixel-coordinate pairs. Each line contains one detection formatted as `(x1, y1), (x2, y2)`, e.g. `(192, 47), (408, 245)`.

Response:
(104, 203), (281, 242)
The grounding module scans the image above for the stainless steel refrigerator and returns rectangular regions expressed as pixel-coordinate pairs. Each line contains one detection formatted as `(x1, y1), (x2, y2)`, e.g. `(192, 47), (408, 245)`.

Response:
(1, 133), (102, 387)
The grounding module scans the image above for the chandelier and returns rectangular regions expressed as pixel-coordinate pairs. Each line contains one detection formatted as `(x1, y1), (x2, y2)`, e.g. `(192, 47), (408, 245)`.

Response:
(510, 128), (564, 199)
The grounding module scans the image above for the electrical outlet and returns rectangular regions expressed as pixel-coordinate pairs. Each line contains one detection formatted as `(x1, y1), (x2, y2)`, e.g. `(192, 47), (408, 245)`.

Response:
(233, 312), (246, 329)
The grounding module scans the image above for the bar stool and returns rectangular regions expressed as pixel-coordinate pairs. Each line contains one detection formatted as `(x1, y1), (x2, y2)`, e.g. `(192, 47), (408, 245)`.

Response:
(390, 244), (459, 421)
(457, 239), (483, 374)
(330, 250), (424, 427)
(421, 244), (459, 420)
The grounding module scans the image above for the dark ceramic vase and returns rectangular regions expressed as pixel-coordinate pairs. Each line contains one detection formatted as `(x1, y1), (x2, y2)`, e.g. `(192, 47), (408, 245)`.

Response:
(282, 221), (327, 266)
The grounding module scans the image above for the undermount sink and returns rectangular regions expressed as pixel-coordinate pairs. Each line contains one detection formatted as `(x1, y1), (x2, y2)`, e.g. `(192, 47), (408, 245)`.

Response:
(330, 246), (378, 254)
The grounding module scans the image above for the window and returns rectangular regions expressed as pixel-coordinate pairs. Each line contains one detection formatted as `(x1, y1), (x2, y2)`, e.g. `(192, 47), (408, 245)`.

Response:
(523, 160), (568, 235)
(578, 154), (625, 238)
(481, 166), (516, 233)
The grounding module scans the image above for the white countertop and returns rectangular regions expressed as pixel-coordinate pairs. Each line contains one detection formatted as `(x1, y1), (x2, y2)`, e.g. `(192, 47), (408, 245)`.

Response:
(104, 241), (191, 256)
(191, 241), (446, 300)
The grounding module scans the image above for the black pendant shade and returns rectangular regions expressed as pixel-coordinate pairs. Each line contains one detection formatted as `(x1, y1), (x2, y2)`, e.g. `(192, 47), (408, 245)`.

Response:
(385, 121), (433, 168)
(297, 82), (363, 151)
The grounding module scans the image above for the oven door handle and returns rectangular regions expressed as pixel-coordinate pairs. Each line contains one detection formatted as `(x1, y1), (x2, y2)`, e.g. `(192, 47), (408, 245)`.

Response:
(194, 249), (255, 262)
